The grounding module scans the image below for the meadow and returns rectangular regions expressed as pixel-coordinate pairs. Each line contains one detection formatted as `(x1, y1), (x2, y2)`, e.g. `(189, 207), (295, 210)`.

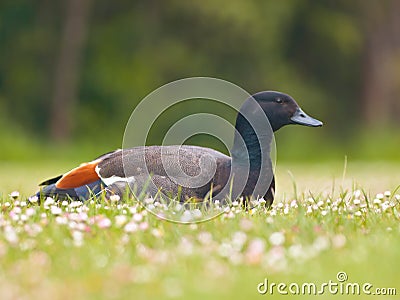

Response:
(0, 160), (399, 299)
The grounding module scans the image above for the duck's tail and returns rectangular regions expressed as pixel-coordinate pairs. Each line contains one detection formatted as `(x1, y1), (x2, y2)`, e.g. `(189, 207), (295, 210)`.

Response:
(35, 179), (104, 201)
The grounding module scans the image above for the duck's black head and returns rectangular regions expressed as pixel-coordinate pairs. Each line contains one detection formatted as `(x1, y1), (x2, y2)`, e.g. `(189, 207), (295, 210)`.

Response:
(251, 91), (323, 131)
(232, 90), (323, 164)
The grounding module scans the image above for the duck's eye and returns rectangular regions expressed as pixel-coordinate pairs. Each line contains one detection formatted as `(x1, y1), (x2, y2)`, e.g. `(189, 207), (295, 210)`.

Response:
(276, 98), (283, 104)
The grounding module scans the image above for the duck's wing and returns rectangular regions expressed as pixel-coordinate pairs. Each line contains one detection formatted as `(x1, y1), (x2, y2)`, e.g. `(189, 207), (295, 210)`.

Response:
(96, 145), (232, 200)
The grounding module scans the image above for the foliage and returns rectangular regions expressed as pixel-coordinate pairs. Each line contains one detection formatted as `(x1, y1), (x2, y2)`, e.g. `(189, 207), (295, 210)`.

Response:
(0, 1), (399, 162)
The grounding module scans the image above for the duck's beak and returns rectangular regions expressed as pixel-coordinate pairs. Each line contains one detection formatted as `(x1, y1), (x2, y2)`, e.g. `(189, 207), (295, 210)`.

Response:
(290, 108), (323, 127)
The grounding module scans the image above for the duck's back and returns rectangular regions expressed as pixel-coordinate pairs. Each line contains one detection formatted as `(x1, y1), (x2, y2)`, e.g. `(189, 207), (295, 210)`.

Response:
(97, 145), (232, 200)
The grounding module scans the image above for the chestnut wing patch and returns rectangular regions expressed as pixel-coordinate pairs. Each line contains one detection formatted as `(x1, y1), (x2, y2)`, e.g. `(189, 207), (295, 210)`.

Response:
(55, 159), (101, 189)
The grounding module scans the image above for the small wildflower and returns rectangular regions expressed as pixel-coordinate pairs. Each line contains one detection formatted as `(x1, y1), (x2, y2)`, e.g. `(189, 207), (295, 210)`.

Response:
(306, 206), (313, 214)
(97, 218), (112, 228)
(55, 216), (68, 225)
(353, 190), (362, 198)
(283, 206), (289, 215)
(139, 222), (149, 231)
(174, 203), (183, 212)
(381, 202), (390, 211)
(218, 242), (234, 258)
(192, 209), (202, 219)
(4, 226), (19, 244)
(129, 206), (138, 214)
(70, 201), (83, 208)
(180, 210), (192, 222)
(265, 216), (274, 224)
(9, 191), (20, 199)
(28, 196), (39, 203)
(376, 193), (384, 200)
(72, 230), (84, 247)
(353, 199), (361, 205)
(332, 234), (346, 248)
(258, 198), (266, 205)
(61, 201), (69, 206)
(232, 231), (247, 250)
(50, 206), (62, 215)
(124, 222), (138, 233)
(373, 198), (382, 205)
(288, 244), (303, 258)
(178, 237), (194, 256)
(44, 197), (55, 207)
(245, 238), (265, 264)
(12, 206), (22, 214)
(26, 207), (36, 217)
(225, 211), (235, 219)
(269, 232), (285, 246)
(10, 213), (19, 221)
(354, 211), (362, 217)
(197, 231), (212, 245)
(146, 204), (155, 210)
(232, 200), (239, 207)
(133, 213), (143, 222)
(115, 215), (127, 227)
(384, 191), (391, 197)
(151, 228), (163, 238)
(109, 194), (120, 203)
(144, 197), (154, 204)
(265, 246), (286, 270)
(321, 210), (328, 216)
(313, 236), (330, 251)
(317, 200), (324, 207)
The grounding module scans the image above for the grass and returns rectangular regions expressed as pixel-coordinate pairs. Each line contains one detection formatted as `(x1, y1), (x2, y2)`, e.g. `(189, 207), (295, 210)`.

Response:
(0, 160), (399, 299)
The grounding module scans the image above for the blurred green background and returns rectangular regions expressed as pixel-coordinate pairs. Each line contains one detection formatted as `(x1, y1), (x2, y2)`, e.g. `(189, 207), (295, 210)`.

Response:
(1, 0), (399, 164)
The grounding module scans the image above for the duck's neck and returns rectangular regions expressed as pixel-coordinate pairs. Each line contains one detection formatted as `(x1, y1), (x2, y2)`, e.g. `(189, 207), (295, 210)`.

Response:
(231, 113), (273, 170)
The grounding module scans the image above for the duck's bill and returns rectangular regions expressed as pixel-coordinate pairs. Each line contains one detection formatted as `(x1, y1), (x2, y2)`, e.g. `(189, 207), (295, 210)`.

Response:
(291, 108), (323, 127)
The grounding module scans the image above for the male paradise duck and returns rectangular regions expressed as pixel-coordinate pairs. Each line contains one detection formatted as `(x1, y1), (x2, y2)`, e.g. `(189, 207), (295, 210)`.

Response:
(36, 91), (322, 205)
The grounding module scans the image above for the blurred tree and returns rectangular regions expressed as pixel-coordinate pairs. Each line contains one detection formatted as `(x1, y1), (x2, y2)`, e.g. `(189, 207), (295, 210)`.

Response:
(360, 0), (400, 126)
(0, 0), (399, 161)
(50, 0), (92, 142)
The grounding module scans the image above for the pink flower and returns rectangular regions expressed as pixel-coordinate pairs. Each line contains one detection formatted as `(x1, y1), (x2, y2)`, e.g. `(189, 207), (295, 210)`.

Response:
(97, 218), (112, 229)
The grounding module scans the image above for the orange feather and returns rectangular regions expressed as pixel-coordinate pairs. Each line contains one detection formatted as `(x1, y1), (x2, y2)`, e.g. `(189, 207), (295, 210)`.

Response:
(55, 160), (101, 189)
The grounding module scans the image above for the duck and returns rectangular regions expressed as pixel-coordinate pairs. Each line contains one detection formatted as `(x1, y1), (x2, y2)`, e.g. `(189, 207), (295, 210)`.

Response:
(35, 91), (322, 205)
